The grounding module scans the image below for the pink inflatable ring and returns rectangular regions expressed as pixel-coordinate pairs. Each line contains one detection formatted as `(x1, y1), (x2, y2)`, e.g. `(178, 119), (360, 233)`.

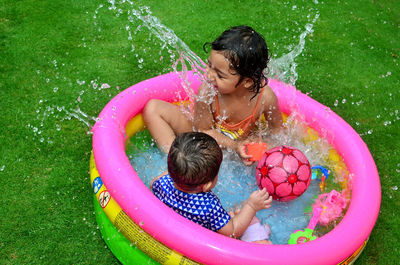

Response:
(92, 71), (381, 264)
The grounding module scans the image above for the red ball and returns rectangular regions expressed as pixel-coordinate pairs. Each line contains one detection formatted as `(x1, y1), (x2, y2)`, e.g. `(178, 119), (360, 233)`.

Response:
(255, 145), (311, 202)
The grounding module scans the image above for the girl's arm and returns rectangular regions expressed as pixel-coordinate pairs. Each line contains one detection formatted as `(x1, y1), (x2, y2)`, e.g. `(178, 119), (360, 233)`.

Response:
(217, 188), (272, 238)
(193, 84), (216, 133)
(261, 87), (283, 132)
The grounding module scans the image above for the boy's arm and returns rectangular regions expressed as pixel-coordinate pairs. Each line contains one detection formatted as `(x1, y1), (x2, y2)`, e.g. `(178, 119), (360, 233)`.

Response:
(217, 188), (272, 238)
(217, 202), (256, 238)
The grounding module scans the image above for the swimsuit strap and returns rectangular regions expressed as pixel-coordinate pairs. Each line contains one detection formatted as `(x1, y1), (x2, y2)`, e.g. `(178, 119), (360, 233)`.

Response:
(251, 86), (265, 121)
(215, 94), (221, 117)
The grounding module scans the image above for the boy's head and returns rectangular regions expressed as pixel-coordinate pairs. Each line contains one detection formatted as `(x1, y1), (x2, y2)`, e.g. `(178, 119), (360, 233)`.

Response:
(168, 132), (223, 192)
(203, 25), (269, 96)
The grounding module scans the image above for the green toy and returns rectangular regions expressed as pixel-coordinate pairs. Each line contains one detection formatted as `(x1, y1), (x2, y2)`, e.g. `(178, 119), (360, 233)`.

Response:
(288, 207), (322, 244)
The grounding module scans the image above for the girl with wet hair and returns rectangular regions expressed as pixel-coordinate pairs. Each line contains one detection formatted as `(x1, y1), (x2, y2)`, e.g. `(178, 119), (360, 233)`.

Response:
(143, 25), (282, 165)
(203, 25), (270, 97)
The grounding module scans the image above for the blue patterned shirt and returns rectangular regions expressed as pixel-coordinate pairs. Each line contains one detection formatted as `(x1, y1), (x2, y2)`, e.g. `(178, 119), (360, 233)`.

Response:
(152, 174), (231, 231)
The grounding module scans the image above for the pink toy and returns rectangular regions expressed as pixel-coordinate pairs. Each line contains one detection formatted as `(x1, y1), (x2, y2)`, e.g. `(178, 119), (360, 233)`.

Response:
(255, 145), (311, 201)
(312, 189), (349, 226)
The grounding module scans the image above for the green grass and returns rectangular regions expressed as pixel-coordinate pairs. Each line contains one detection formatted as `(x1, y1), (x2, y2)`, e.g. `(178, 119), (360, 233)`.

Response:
(1, 0), (399, 264)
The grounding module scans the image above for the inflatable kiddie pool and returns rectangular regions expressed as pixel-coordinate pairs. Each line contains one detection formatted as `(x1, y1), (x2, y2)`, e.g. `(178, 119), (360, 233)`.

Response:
(91, 71), (381, 265)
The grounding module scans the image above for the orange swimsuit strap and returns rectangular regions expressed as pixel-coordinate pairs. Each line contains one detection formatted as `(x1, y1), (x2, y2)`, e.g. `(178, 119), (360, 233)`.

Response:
(213, 88), (264, 134)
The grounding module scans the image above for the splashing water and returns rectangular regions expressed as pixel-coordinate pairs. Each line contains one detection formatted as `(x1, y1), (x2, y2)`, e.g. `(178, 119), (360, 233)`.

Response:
(125, 4), (207, 102)
(268, 13), (320, 85)
(30, 0), (320, 143)
(31, 1), (210, 142)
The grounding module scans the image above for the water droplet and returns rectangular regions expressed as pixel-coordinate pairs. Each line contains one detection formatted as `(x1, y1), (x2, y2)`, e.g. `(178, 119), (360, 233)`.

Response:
(383, 121), (391, 126)
(100, 83), (111, 89)
(334, 99), (338, 107)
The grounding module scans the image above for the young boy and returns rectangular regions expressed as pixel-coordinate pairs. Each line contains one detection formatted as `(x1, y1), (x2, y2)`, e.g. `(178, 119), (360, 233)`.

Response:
(151, 132), (272, 240)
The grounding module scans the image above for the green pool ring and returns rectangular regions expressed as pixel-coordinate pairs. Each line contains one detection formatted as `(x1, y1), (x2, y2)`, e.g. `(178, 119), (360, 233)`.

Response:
(94, 196), (159, 265)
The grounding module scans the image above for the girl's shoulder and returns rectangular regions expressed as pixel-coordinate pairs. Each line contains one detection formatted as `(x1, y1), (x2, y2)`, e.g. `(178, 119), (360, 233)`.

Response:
(259, 85), (279, 107)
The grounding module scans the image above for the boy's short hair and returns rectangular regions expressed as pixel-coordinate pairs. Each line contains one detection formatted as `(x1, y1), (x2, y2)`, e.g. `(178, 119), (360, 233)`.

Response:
(203, 25), (269, 96)
(168, 132), (223, 190)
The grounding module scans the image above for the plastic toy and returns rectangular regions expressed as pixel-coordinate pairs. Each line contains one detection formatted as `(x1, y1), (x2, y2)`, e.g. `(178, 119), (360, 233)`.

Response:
(245, 142), (268, 161)
(255, 145), (312, 201)
(311, 165), (330, 192)
(288, 207), (322, 244)
(312, 189), (349, 226)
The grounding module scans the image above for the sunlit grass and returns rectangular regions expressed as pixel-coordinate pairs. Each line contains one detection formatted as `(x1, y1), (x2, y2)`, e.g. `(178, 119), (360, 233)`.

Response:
(1, 0), (399, 264)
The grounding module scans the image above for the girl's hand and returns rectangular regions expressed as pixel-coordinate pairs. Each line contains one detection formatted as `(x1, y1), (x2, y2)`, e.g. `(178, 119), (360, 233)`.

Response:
(247, 188), (272, 212)
(235, 140), (254, 166)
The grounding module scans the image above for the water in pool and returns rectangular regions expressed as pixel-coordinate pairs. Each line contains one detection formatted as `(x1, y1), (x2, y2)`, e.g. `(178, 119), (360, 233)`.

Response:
(127, 115), (348, 245)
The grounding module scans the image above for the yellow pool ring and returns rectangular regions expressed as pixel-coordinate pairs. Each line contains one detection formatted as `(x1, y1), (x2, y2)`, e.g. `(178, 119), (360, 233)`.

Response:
(91, 112), (356, 264)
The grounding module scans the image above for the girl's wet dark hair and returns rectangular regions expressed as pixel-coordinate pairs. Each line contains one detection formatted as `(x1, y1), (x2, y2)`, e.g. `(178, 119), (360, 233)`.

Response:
(168, 132), (223, 191)
(203, 25), (270, 98)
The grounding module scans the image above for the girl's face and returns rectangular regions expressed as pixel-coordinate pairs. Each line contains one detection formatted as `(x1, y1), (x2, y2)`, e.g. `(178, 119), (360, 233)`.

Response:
(206, 50), (247, 95)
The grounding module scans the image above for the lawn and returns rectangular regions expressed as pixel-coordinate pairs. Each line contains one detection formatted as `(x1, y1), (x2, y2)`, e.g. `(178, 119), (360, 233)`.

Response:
(1, 0), (399, 264)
